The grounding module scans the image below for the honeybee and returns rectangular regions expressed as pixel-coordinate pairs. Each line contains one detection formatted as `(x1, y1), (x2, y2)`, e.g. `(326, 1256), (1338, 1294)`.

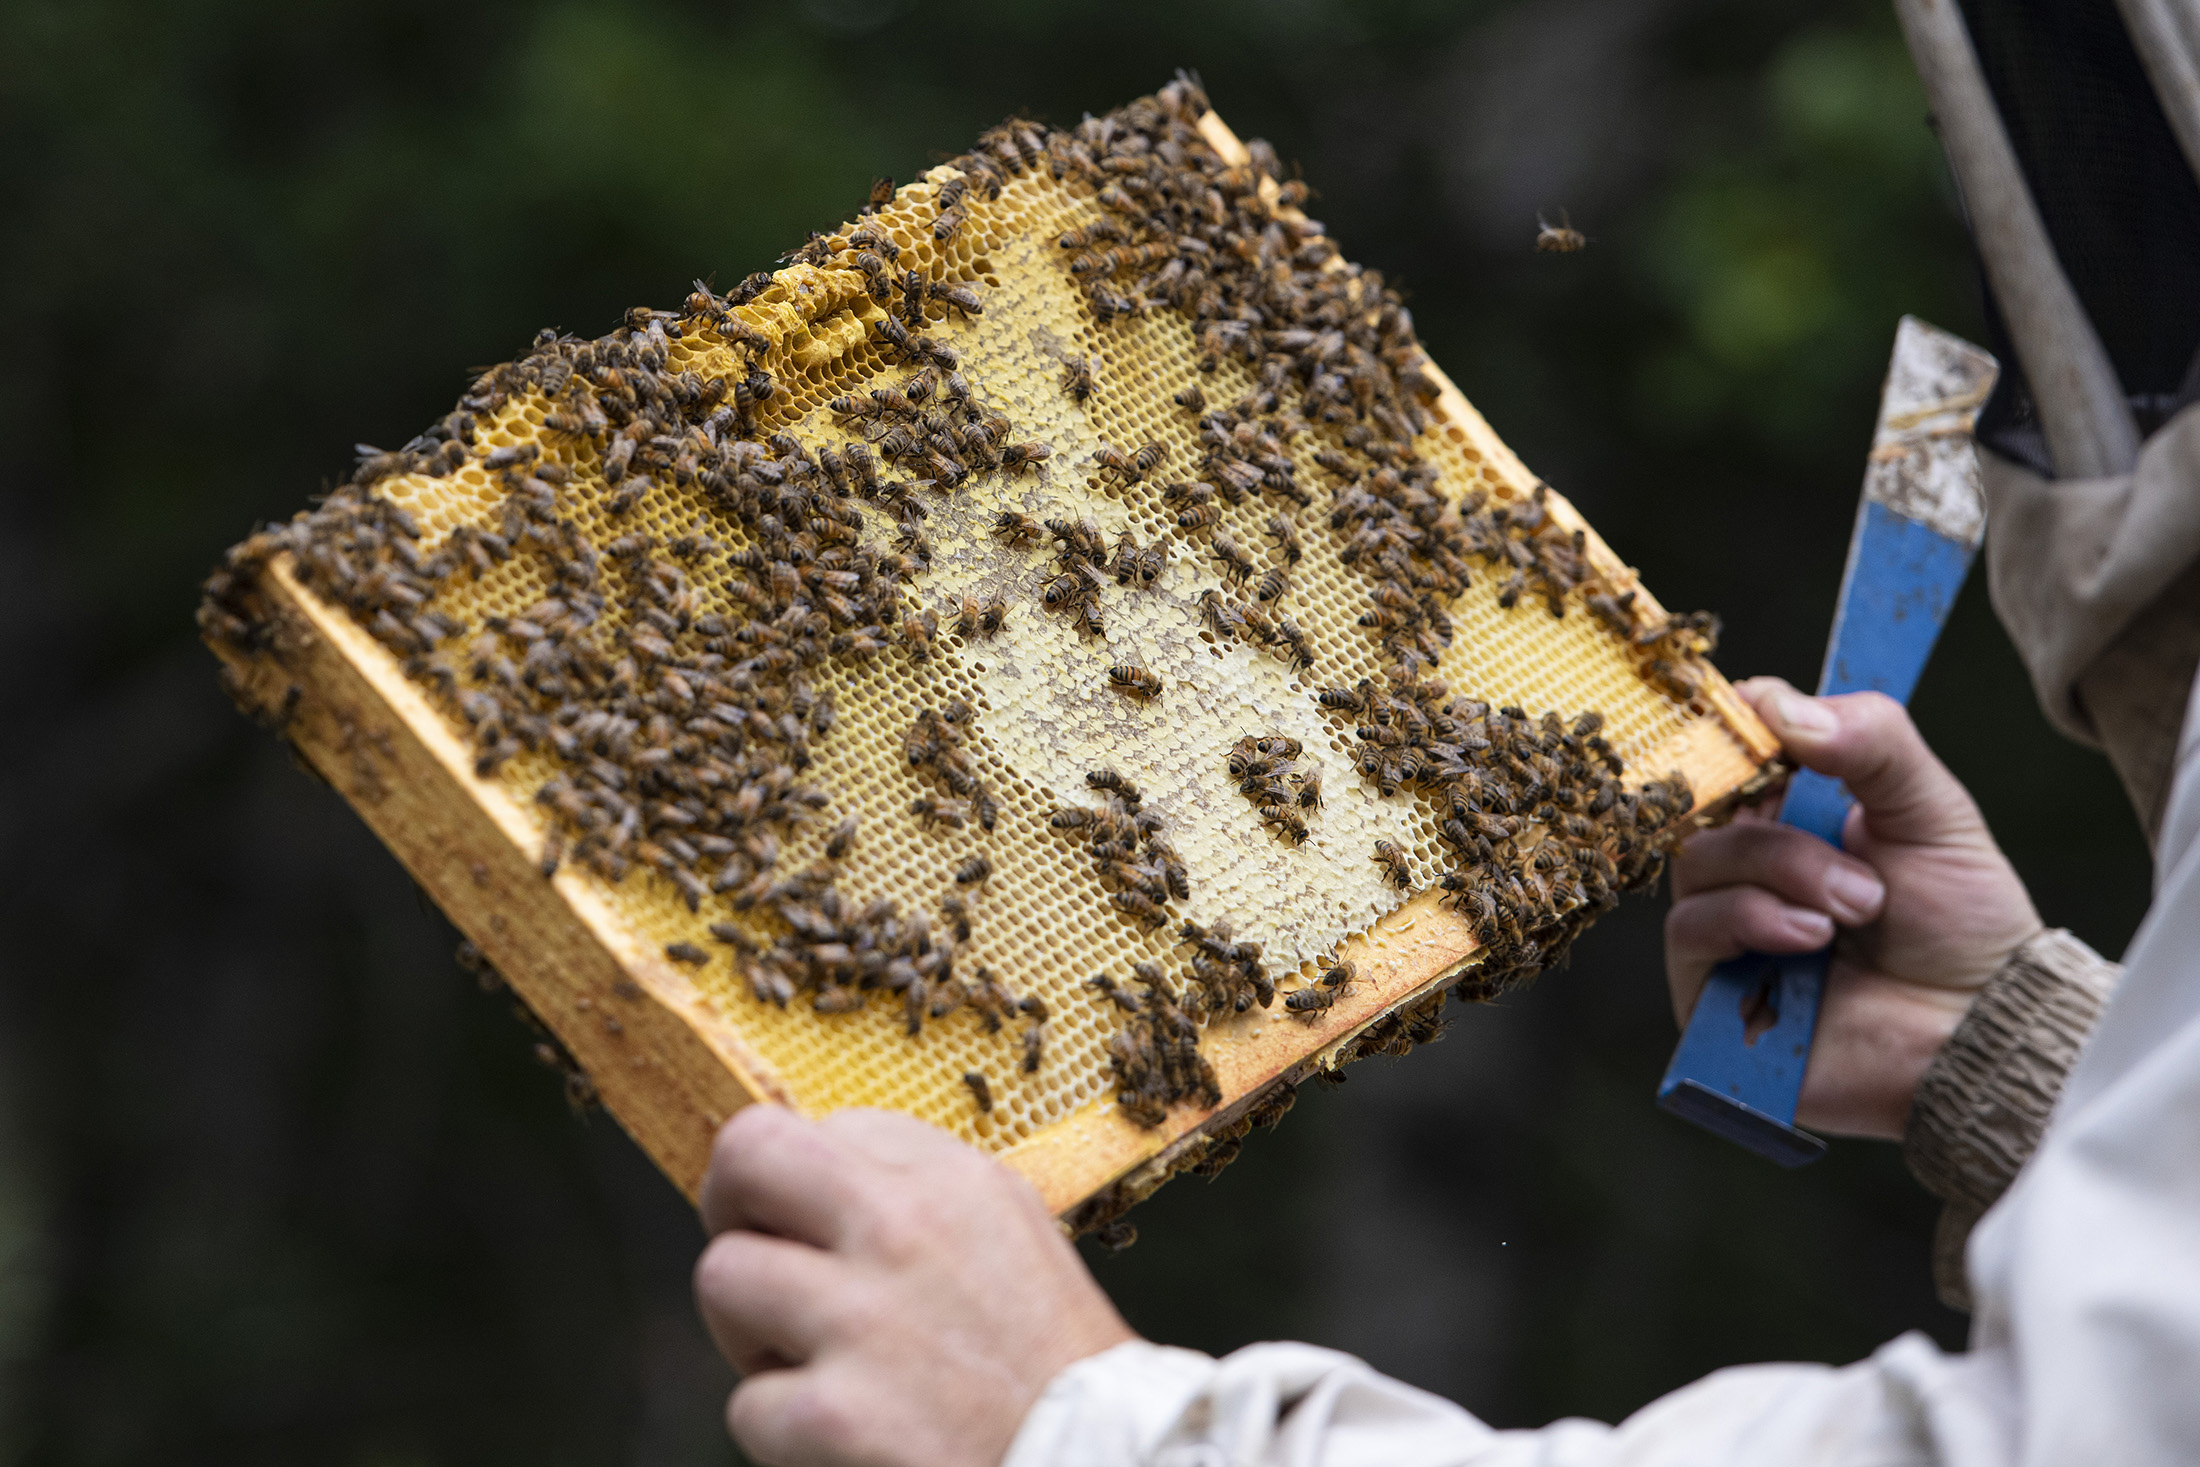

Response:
(964, 1071), (994, 1113)
(910, 796), (969, 830)
(1372, 840), (1413, 888)
(1000, 441), (1052, 471)
(1131, 442), (1167, 477)
(1320, 960), (1356, 989)
(1086, 769), (1142, 804)
(1210, 534), (1255, 586)
(1109, 890), (1169, 928)
(934, 205), (966, 241)
(1176, 503), (1222, 531)
(1107, 664), (1162, 700)
(1296, 768), (1324, 809)
(1253, 566), (1290, 603)
(1061, 356), (1095, 403)
(928, 282), (983, 319)
(1093, 443), (1135, 480)
(1057, 219), (1125, 250)
(1173, 383), (1206, 413)
(994, 510), (1043, 548)
(1263, 514), (1302, 563)
(1284, 985), (1336, 1015)
(1535, 209), (1588, 253)
(974, 785), (1000, 832)
(901, 609), (937, 662)
(874, 315), (916, 360)
(664, 942), (709, 966)
(1022, 1021), (1045, 1073)
(1087, 972), (1143, 1013)
(955, 855), (993, 886)
(1262, 806), (1309, 845)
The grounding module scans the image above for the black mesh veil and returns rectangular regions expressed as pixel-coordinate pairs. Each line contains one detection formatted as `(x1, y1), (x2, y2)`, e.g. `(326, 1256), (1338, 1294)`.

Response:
(1957, 0), (2200, 473)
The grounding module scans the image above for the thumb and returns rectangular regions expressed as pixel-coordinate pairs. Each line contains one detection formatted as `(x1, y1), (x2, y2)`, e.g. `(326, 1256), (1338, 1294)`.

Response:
(1737, 677), (1985, 848)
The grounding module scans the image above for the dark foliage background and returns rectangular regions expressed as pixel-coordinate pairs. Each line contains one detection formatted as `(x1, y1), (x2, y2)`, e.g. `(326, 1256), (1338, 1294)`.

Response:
(0, 1), (2153, 1462)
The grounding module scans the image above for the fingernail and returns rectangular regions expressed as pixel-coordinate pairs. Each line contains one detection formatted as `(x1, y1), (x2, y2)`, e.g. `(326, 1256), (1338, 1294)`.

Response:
(1770, 689), (1836, 738)
(1788, 908), (1835, 946)
(1824, 866), (1884, 923)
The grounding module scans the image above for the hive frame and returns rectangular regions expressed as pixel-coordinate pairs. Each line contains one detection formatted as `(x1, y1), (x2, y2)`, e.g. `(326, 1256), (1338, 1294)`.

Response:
(206, 106), (1779, 1219)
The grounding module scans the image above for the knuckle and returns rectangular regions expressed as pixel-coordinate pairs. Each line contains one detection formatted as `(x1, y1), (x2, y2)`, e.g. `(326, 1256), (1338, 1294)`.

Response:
(780, 1378), (863, 1453)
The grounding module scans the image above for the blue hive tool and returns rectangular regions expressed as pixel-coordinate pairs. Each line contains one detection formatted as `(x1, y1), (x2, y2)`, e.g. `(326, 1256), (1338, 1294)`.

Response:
(1656, 317), (1999, 1166)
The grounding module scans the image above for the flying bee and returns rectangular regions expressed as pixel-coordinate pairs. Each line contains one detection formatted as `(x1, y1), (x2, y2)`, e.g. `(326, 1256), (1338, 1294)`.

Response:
(1107, 664), (1162, 700)
(826, 817), (858, 860)
(993, 510), (1043, 548)
(1173, 383), (1206, 413)
(1253, 566), (1290, 603)
(910, 796), (969, 830)
(1535, 208), (1588, 253)
(955, 855), (993, 886)
(963, 1071), (994, 1113)
(1372, 840), (1413, 888)
(1061, 356), (1094, 403)
(1263, 514), (1303, 563)
(1000, 441), (1052, 472)
(1210, 534), (1255, 586)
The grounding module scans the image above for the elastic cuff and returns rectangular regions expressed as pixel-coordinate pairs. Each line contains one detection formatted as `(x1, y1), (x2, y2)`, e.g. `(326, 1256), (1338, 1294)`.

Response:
(1903, 927), (2121, 1308)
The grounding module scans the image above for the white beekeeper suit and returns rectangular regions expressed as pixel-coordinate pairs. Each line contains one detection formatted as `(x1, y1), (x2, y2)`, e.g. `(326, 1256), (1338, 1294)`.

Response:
(999, 410), (2200, 1467)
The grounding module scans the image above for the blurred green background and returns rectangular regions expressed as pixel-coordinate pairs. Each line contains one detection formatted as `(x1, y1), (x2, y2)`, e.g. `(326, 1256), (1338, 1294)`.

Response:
(0, 0), (2153, 1462)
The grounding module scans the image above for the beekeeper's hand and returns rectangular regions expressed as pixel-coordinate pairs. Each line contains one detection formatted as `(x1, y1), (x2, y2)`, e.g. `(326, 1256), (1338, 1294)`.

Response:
(694, 1104), (1134, 1467)
(1665, 677), (2041, 1138)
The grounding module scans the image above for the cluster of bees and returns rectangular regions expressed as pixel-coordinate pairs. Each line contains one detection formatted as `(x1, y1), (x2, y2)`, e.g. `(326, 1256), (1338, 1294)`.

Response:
(1227, 734), (1320, 845)
(1086, 968), (1220, 1129)
(201, 74), (1722, 1161)
(902, 701), (1001, 837)
(1047, 770), (1189, 937)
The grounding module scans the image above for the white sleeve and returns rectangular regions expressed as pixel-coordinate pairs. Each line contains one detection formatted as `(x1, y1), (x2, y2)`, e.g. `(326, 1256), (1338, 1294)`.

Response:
(1003, 1333), (1992, 1467)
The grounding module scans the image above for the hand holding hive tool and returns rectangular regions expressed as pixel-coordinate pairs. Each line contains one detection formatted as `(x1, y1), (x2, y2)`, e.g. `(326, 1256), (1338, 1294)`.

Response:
(1657, 317), (1998, 1165)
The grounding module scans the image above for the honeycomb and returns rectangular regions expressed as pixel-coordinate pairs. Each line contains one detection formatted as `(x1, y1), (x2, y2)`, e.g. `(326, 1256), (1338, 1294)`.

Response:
(202, 83), (1771, 1216)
